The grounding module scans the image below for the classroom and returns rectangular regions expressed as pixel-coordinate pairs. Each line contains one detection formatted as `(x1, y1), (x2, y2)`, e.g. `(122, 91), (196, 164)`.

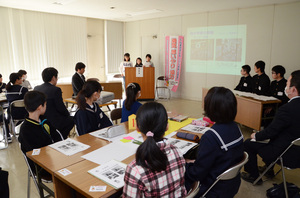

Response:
(1, 0), (300, 197)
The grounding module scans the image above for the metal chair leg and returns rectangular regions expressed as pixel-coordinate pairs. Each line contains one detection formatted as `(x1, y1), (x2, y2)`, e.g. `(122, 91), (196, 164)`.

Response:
(253, 160), (277, 185)
(280, 157), (289, 198)
(27, 170), (31, 198)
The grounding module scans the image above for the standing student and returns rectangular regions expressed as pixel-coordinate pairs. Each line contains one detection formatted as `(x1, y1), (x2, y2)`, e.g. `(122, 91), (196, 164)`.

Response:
(74, 80), (112, 135)
(34, 67), (74, 139)
(234, 65), (253, 92)
(0, 74), (6, 93)
(185, 87), (244, 197)
(119, 53), (133, 89)
(18, 70), (32, 90)
(5, 72), (28, 120)
(18, 91), (63, 176)
(121, 83), (142, 123)
(72, 62), (86, 96)
(135, 57), (143, 67)
(143, 54), (154, 67)
(123, 102), (186, 197)
(252, 60), (270, 95)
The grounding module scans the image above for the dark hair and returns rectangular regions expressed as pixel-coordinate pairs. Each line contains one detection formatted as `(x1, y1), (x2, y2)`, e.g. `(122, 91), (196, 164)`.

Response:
(18, 70), (27, 76)
(124, 53), (130, 61)
(242, 65), (251, 74)
(290, 70), (300, 95)
(24, 91), (47, 112)
(146, 54), (152, 59)
(272, 65), (286, 77)
(255, 61), (265, 73)
(125, 83), (141, 111)
(75, 62), (86, 71)
(204, 87), (237, 123)
(76, 80), (102, 110)
(136, 57), (142, 64)
(42, 67), (58, 83)
(136, 102), (168, 172)
(5, 73), (22, 90)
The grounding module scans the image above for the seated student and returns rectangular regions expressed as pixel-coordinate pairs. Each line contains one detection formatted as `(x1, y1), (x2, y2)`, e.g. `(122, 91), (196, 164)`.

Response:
(5, 72), (28, 120)
(143, 54), (154, 67)
(123, 102), (186, 197)
(185, 87), (244, 198)
(135, 57), (143, 67)
(18, 70), (32, 90)
(34, 67), (74, 139)
(252, 60), (270, 95)
(18, 91), (63, 176)
(72, 62), (86, 96)
(121, 83), (142, 123)
(242, 70), (300, 184)
(74, 80), (112, 136)
(0, 74), (6, 93)
(268, 65), (289, 105)
(234, 65), (253, 92)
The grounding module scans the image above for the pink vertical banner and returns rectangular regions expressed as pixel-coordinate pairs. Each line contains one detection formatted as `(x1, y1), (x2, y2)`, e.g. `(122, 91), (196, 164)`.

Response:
(165, 36), (184, 92)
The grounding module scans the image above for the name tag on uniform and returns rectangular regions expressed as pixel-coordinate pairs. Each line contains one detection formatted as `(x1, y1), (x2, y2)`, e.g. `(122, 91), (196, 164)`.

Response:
(278, 92), (283, 96)
(258, 86), (261, 90)
(243, 83), (247, 87)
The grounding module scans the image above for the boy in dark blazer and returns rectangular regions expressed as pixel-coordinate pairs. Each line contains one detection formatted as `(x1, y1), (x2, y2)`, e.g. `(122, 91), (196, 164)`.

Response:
(72, 62), (86, 96)
(34, 67), (74, 139)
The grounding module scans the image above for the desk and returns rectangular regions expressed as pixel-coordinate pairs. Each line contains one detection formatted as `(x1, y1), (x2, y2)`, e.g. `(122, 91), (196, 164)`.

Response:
(202, 88), (281, 131)
(64, 98), (117, 111)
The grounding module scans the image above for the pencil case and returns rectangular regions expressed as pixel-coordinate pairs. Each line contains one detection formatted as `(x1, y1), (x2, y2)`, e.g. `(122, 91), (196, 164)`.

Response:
(176, 132), (199, 142)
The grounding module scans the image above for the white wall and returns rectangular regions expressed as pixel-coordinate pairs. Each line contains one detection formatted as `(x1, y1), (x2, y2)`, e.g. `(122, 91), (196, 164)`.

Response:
(124, 2), (300, 101)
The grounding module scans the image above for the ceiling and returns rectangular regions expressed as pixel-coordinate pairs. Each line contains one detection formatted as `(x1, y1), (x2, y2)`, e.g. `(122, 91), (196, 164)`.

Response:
(0, 0), (298, 22)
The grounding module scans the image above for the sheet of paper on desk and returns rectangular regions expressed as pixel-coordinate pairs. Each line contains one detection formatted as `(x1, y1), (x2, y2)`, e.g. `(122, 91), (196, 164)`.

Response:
(232, 90), (278, 101)
(167, 138), (197, 154)
(180, 124), (210, 134)
(82, 141), (138, 165)
(90, 130), (143, 143)
(49, 138), (90, 156)
(88, 159), (127, 189)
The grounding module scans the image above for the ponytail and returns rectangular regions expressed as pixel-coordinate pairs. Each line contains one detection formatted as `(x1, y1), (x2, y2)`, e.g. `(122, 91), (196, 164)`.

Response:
(135, 102), (169, 172)
(125, 83), (141, 110)
(75, 80), (102, 110)
(6, 73), (21, 91)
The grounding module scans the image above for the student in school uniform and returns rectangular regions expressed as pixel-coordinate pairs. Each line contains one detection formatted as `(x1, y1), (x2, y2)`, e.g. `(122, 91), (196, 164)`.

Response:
(252, 60), (270, 95)
(72, 62), (86, 96)
(74, 80), (112, 136)
(123, 102), (187, 197)
(5, 72), (28, 120)
(185, 87), (244, 198)
(34, 67), (74, 139)
(18, 70), (32, 90)
(0, 74), (6, 93)
(121, 82), (142, 123)
(234, 65), (253, 92)
(18, 91), (63, 177)
(135, 57), (143, 67)
(143, 54), (154, 67)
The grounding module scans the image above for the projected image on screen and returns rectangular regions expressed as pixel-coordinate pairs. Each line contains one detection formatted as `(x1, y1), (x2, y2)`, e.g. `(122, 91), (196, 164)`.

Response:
(191, 39), (214, 60)
(186, 25), (247, 75)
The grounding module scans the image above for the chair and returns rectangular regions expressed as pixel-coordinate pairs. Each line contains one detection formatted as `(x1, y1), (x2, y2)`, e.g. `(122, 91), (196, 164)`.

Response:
(155, 76), (171, 100)
(185, 181), (200, 198)
(253, 138), (300, 198)
(20, 148), (54, 198)
(200, 152), (249, 198)
(9, 99), (25, 137)
(110, 108), (122, 124)
(0, 106), (8, 149)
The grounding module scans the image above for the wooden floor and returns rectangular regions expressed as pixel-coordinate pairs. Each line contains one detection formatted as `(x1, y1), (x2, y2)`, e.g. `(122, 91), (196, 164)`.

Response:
(0, 98), (299, 198)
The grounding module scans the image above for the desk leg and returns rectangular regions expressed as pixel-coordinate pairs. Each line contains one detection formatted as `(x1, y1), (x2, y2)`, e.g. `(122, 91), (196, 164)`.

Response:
(53, 175), (85, 198)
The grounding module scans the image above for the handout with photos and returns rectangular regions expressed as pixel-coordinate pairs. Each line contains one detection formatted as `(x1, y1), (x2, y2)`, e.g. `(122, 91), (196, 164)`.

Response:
(168, 138), (197, 154)
(88, 160), (127, 189)
(49, 138), (90, 156)
(180, 124), (210, 134)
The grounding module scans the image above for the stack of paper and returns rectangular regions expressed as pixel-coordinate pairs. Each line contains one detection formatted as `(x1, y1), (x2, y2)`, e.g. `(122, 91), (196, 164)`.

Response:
(49, 138), (90, 156)
(180, 124), (210, 134)
(168, 138), (197, 154)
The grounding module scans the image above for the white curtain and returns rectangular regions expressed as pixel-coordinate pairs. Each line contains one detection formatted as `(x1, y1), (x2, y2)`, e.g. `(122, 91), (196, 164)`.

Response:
(0, 7), (87, 84)
(105, 20), (124, 74)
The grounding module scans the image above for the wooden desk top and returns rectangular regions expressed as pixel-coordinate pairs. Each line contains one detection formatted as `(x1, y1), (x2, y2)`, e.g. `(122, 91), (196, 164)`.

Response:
(27, 134), (110, 174)
(64, 98), (117, 107)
